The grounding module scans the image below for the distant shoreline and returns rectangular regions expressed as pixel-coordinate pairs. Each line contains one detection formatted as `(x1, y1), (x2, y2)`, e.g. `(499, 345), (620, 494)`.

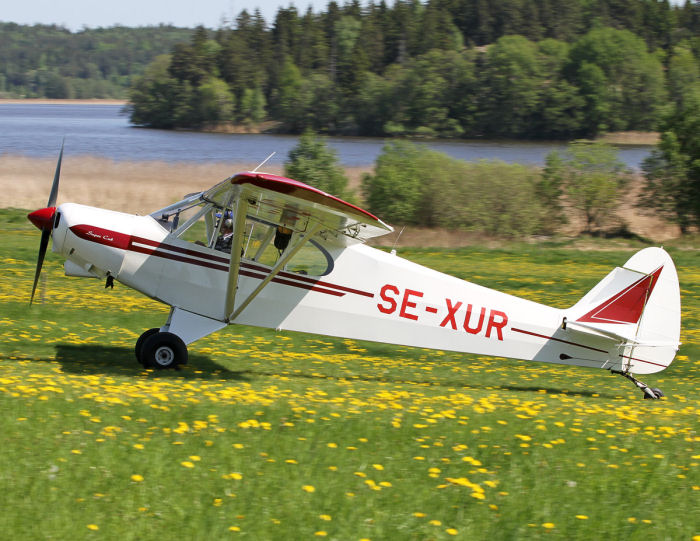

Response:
(0, 99), (660, 145)
(0, 98), (127, 106)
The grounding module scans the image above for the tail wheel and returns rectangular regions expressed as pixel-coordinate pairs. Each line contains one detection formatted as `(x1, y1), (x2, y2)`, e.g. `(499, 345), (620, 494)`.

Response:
(141, 332), (188, 369)
(135, 328), (160, 365)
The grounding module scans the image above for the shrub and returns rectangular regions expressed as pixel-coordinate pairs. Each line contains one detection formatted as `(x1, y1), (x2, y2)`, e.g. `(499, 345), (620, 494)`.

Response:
(284, 131), (349, 198)
(363, 141), (548, 237)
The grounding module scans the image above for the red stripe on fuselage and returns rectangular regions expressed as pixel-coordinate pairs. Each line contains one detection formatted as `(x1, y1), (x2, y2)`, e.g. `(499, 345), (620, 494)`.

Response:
(618, 353), (667, 368)
(241, 262), (373, 298)
(70, 225), (370, 299)
(128, 242), (230, 272)
(70, 224), (131, 249)
(130, 235), (231, 264)
(239, 269), (345, 296)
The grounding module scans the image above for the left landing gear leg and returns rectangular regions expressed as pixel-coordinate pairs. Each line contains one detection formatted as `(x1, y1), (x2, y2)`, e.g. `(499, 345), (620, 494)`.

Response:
(612, 370), (664, 400)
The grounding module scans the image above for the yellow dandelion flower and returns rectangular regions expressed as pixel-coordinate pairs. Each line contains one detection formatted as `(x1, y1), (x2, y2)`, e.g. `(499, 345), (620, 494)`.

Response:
(302, 485), (316, 493)
(319, 514), (331, 521)
(413, 512), (426, 517)
(429, 520), (442, 526)
(446, 528), (459, 536)
(372, 464), (384, 471)
(131, 474), (144, 482)
(314, 531), (327, 537)
(576, 515), (589, 520)
(542, 522), (555, 529)
(180, 461), (195, 468)
(229, 526), (240, 532)
(189, 455), (201, 461)
(87, 524), (99, 531)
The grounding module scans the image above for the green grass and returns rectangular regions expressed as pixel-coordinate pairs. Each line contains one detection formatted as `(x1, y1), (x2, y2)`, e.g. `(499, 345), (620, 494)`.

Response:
(1, 208), (698, 540)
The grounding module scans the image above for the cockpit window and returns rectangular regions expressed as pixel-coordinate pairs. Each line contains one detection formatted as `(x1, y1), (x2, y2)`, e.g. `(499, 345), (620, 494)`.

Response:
(159, 200), (333, 277)
(240, 216), (333, 276)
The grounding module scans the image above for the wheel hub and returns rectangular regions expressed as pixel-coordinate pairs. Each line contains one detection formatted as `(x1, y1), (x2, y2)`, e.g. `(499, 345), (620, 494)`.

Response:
(154, 345), (175, 366)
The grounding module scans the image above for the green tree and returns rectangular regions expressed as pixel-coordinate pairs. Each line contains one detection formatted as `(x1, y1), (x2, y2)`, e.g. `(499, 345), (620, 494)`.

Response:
(128, 54), (179, 128)
(271, 56), (304, 130)
(361, 141), (426, 224)
(568, 27), (666, 135)
(239, 86), (267, 124)
(545, 142), (628, 233)
(640, 87), (700, 233)
(196, 77), (235, 124)
(285, 131), (349, 197)
(477, 35), (543, 137)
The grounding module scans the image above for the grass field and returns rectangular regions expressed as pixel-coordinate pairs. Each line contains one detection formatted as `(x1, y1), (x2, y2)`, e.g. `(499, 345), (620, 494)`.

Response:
(1, 208), (698, 540)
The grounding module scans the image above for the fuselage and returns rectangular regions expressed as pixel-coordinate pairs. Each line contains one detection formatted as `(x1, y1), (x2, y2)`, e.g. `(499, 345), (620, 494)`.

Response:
(53, 202), (624, 373)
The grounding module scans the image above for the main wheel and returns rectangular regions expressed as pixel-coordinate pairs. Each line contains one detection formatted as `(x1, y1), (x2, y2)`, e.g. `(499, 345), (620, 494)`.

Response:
(135, 328), (160, 365)
(141, 332), (188, 369)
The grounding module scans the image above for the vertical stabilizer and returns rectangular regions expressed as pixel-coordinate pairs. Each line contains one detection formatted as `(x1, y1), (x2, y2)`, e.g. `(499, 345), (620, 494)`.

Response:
(567, 247), (680, 374)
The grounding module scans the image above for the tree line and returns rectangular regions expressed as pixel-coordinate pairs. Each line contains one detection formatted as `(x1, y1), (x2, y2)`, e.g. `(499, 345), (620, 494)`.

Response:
(0, 23), (193, 98)
(129, 0), (699, 139)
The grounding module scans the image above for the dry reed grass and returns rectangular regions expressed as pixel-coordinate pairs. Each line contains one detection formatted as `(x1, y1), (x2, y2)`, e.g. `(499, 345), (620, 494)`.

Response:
(0, 154), (678, 244)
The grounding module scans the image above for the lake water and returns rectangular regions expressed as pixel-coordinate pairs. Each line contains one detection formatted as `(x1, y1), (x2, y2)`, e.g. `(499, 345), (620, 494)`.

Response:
(0, 103), (652, 168)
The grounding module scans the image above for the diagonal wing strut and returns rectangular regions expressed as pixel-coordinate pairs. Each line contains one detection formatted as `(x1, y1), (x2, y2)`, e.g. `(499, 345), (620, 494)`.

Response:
(225, 219), (322, 323)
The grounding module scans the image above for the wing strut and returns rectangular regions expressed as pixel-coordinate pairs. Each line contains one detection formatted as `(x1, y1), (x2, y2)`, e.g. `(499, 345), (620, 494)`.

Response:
(227, 221), (322, 322)
(224, 195), (249, 320)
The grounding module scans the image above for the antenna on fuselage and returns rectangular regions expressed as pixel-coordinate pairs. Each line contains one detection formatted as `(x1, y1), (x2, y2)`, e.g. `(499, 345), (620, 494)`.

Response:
(252, 152), (276, 172)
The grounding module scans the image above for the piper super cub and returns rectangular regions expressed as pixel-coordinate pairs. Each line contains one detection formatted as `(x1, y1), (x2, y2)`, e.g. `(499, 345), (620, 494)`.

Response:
(28, 145), (681, 399)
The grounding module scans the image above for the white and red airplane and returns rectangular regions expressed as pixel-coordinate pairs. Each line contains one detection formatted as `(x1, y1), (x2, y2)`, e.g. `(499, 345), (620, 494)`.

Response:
(28, 145), (681, 399)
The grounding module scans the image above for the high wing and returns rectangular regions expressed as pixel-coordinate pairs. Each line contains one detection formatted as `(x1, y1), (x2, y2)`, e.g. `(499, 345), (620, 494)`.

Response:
(200, 172), (393, 322)
(202, 172), (393, 241)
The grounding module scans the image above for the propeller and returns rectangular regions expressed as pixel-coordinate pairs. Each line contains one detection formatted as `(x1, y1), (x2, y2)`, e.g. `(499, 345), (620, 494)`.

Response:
(28, 141), (64, 304)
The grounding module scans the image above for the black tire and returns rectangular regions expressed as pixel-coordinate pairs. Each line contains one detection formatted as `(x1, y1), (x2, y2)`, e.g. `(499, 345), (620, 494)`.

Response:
(135, 328), (160, 365)
(141, 332), (188, 369)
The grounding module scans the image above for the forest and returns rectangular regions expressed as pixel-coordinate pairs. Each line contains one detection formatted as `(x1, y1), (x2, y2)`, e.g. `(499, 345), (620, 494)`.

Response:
(126, 0), (700, 139)
(0, 23), (193, 98)
(1, 2), (698, 139)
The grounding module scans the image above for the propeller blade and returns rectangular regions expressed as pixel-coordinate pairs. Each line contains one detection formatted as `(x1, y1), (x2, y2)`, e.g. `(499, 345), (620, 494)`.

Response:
(30, 228), (51, 305)
(47, 139), (64, 208)
(29, 141), (64, 305)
